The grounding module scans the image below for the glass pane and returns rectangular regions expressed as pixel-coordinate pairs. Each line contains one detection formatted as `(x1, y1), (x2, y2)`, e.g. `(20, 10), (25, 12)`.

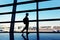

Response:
(40, 33), (60, 40)
(0, 0), (13, 5)
(14, 22), (36, 32)
(15, 12), (36, 21)
(17, 0), (31, 2)
(16, 3), (36, 11)
(14, 33), (37, 40)
(39, 10), (60, 19)
(39, 21), (60, 32)
(39, 0), (60, 9)
(0, 33), (9, 40)
(0, 23), (10, 32)
(0, 6), (12, 13)
(0, 14), (11, 22)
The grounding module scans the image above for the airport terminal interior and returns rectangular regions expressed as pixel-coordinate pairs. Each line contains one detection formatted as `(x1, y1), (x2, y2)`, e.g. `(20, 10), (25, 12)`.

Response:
(0, 0), (60, 40)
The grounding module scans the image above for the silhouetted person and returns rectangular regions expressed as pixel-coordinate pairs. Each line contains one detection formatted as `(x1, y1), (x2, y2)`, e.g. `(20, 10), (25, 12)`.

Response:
(22, 34), (27, 40)
(21, 13), (29, 40)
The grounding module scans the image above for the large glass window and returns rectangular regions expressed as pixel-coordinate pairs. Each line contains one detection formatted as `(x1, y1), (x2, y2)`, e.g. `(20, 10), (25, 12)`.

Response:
(39, 0), (60, 9)
(16, 3), (36, 11)
(15, 12), (36, 21)
(0, 6), (12, 13)
(39, 10), (60, 19)
(0, 0), (60, 40)
(17, 0), (31, 2)
(14, 22), (36, 32)
(0, 14), (11, 22)
(39, 21), (60, 32)
(0, 23), (10, 32)
(0, 0), (13, 5)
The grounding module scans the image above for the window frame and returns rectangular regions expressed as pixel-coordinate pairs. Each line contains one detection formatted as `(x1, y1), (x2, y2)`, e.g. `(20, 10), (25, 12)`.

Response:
(0, 0), (60, 40)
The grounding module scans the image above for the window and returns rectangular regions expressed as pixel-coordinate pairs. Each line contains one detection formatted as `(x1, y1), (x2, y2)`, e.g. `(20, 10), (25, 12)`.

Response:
(39, 0), (60, 9)
(15, 12), (36, 21)
(0, 0), (60, 40)
(39, 21), (60, 32)
(0, 6), (12, 13)
(39, 10), (60, 19)
(0, 0), (13, 5)
(17, 0), (31, 2)
(14, 22), (36, 32)
(0, 23), (10, 32)
(16, 3), (36, 11)
(0, 14), (11, 22)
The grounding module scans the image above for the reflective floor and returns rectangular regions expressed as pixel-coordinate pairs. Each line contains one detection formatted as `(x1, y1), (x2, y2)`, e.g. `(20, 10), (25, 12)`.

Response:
(0, 33), (60, 40)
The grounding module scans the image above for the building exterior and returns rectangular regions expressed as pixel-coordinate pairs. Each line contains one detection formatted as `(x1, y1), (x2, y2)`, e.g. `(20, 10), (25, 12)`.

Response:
(0, 26), (60, 32)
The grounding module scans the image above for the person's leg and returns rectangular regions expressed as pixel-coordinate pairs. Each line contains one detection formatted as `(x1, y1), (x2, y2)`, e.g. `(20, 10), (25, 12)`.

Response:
(26, 24), (29, 40)
(22, 34), (27, 40)
(21, 27), (26, 32)
(21, 26), (26, 36)
(26, 24), (29, 34)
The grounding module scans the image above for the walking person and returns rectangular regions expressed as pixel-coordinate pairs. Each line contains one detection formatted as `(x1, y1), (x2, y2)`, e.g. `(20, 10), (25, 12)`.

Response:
(21, 13), (29, 40)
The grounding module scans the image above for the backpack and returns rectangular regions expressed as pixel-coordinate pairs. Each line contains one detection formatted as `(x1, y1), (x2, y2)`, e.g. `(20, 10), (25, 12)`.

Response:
(23, 18), (26, 24)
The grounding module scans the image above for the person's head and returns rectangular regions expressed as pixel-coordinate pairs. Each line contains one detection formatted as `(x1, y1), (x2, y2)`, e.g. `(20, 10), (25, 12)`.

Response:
(26, 13), (29, 16)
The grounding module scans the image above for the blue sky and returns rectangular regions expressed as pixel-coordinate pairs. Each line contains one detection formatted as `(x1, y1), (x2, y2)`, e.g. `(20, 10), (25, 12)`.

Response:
(0, 0), (60, 21)
(0, 0), (60, 27)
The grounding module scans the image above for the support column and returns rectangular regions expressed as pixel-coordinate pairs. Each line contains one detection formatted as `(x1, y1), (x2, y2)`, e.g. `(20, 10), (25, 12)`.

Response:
(10, 0), (17, 40)
(36, 0), (39, 40)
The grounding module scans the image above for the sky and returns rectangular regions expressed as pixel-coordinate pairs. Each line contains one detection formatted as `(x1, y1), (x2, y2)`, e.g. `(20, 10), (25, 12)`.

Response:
(0, 0), (60, 28)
